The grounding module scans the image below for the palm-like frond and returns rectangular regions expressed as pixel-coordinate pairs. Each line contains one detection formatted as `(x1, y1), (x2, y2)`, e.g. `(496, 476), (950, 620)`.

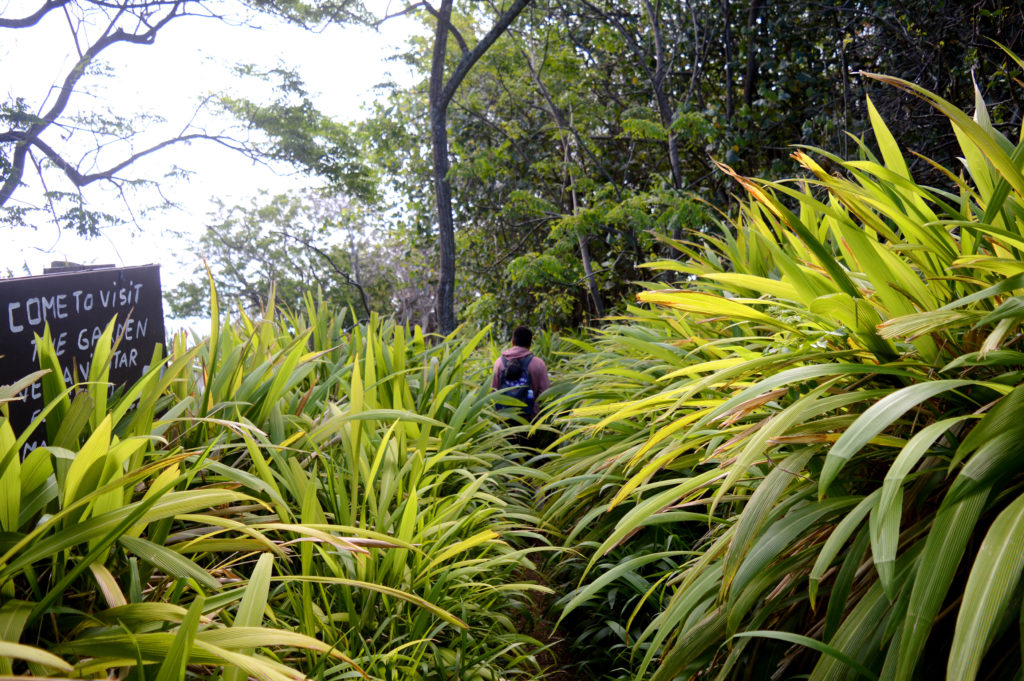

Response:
(541, 73), (1024, 680)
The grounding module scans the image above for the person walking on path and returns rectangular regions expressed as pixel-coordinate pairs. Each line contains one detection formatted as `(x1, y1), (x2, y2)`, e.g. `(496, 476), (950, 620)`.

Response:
(491, 326), (551, 421)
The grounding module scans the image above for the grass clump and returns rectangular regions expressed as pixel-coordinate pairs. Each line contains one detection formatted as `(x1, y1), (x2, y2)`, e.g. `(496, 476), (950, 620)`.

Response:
(537, 67), (1024, 680)
(0, 292), (548, 680)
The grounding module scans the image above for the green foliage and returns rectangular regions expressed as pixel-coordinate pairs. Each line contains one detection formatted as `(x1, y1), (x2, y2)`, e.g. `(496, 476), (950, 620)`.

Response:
(222, 66), (379, 203)
(360, 0), (1024, 330)
(538, 67), (1024, 679)
(622, 118), (668, 142)
(0, 98), (36, 129)
(167, 190), (396, 319)
(0, 285), (547, 679)
(45, 191), (120, 238)
(239, 0), (369, 27)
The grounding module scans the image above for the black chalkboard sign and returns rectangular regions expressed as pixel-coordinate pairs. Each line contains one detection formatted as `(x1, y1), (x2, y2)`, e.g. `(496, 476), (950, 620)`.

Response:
(0, 264), (165, 448)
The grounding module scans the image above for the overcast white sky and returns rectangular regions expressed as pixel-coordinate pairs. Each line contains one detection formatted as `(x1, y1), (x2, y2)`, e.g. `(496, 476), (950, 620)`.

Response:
(2, 0), (419, 298)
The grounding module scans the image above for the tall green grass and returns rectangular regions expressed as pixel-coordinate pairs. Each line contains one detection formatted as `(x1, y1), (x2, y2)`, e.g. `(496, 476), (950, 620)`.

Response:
(539, 67), (1024, 680)
(0, 288), (548, 680)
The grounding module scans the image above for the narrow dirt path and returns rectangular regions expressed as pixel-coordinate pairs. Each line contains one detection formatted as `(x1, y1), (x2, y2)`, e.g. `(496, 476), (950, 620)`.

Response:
(518, 567), (583, 681)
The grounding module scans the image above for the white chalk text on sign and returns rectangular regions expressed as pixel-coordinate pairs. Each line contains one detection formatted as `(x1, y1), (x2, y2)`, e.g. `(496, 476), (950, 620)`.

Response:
(0, 265), (165, 456)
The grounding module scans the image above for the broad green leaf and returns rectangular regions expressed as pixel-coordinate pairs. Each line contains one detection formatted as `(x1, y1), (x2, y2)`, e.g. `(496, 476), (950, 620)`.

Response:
(224, 553), (274, 681)
(61, 414), (113, 508)
(893, 487), (989, 681)
(86, 317), (116, 429)
(948, 493), (1024, 681)
(824, 526), (871, 643)
(94, 603), (195, 627)
(729, 497), (859, 599)
(153, 595), (204, 681)
(820, 380), (977, 497)
(649, 607), (728, 681)
(119, 535), (221, 591)
(0, 369), (49, 405)
(811, 292), (895, 358)
(595, 469), (727, 568)
(0, 600), (32, 675)
(0, 440), (18, 533)
(871, 416), (975, 592)
(637, 289), (793, 329)
(1, 488), (250, 579)
(89, 563), (128, 608)
(866, 95), (910, 181)
(0, 641), (73, 672)
(558, 550), (695, 622)
(35, 326), (71, 444)
(865, 73), (1024, 199)
(271, 575), (467, 629)
(701, 272), (801, 301)
(726, 449), (817, 587)
(711, 380), (852, 525)
(735, 630), (878, 680)
(812, 544), (922, 681)
(809, 489), (880, 606)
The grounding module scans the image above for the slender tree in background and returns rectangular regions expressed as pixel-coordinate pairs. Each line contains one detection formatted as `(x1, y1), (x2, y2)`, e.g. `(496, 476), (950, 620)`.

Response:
(166, 191), (395, 319)
(426, 0), (532, 335)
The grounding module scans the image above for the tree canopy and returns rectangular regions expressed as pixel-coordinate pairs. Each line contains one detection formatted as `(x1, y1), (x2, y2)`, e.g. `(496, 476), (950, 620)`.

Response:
(361, 0), (1024, 331)
(1, 0), (234, 234)
(5, 0), (1024, 332)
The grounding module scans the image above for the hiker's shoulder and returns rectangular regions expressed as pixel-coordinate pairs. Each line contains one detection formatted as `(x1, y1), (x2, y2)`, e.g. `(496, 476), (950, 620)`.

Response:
(526, 354), (548, 370)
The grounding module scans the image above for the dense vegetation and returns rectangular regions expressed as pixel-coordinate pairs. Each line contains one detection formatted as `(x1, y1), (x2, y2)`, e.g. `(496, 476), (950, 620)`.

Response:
(8, 64), (1024, 679)
(536, 71), (1024, 679)
(160, 0), (1024, 334)
(9, 1), (1024, 679)
(0, 296), (549, 679)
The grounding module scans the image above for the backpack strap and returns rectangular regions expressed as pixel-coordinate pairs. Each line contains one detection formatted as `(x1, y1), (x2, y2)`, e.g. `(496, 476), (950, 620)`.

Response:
(499, 354), (533, 386)
(499, 356), (532, 376)
(500, 354), (531, 370)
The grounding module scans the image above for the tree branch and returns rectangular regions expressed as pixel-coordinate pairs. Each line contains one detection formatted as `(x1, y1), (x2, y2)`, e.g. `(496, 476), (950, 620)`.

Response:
(273, 230), (373, 320)
(378, 0), (427, 23)
(517, 42), (620, 198)
(0, 0), (196, 208)
(38, 1), (186, 130)
(26, 132), (245, 187)
(0, 0), (71, 28)
(379, 1), (469, 54)
(438, 0), (532, 110)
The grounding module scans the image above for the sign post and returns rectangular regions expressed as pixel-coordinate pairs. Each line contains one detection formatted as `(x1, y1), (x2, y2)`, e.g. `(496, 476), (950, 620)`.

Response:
(0, 264), (166, 451)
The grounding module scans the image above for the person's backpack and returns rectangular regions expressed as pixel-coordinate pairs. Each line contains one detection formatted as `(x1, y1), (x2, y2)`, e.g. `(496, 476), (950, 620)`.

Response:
(497, 354), (535, 419)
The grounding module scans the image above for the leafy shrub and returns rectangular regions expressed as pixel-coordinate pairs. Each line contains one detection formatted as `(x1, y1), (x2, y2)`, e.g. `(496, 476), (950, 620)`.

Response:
(0, 290), (547, 680)
(541, 64), (1024, 680)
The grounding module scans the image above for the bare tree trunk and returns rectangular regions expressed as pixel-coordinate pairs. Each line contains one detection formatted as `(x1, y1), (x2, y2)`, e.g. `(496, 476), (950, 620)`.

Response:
(572, 192), (605, 319)
(563, 116), (605, 318)
(722, 0), (734, 121)
(522, 46), (606, 319)
(742, 0), (765, 108)
(429, 0), (456, 336)
(348, 235), (372, 320)
(426, 0), (534, 336)
(641, 0), (682, 193)
(581, 0), (681, 194)
(684, 0), (708, 110)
